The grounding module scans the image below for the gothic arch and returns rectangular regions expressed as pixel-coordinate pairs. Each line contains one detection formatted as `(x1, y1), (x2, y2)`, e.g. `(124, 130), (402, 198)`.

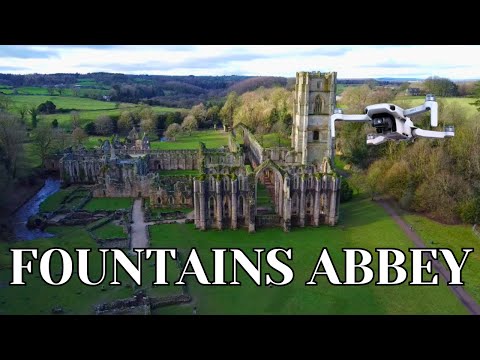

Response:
(223, 196), (230, 217)
(306, 193), (314, 215)
(292, 193), (299, 215)
(208, 196), (216, 219)
(238, 195), (244, 217)
(314, 95), (324, 115)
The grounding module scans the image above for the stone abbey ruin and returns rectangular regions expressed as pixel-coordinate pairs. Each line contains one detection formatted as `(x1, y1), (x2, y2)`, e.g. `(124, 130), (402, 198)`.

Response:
(55, 71), (341, 232)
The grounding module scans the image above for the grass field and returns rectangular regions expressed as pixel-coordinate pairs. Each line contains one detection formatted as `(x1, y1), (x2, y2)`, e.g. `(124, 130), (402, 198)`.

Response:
(147, 196), (468, 314)
(258, 133), (291, 148)
(398, 96), (478, 118)
(158, 170), (199, 176)
(93, 222), (126, 239)
(82, 198), (133, 212)
(39, 187), (77, 213)
(0, 226), (181, 314)
(0, 195), (473, 314)
(399, 211), (480, 304)
(256, 183), (274, 212)
(150, 130), (228, 150)
(6, 94), (183, 130)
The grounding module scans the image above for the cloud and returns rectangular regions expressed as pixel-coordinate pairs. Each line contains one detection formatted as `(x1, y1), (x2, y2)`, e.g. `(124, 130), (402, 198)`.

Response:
(79, 52), (272, 72)
(0, 65), (28, 72)
(0, 46), (58, 59)
(298, 46), (352, 57)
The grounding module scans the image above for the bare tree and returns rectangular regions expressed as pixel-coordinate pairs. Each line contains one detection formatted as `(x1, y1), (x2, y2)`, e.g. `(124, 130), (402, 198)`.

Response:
(31, 123), (58, 167)
(71, 86), (80, 97)
(47, 86), (55, 96)
(165, 123), (182, 141)
(71, 111), (81, 129)
(71, 127), (87, 146)
(95, 115), (114, 135)
(0, 112), (26, 178)
(0, 94), (13, 111)
(118, 110), (135, 133)
(181, 114), (198, 135)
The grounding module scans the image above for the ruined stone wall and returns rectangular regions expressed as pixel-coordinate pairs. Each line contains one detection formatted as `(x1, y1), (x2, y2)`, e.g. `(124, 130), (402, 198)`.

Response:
(149, 175), (194, 209)
(60, 153), (104, 185)
(194, 167), (255, 231)
(145, 150), (199, 171)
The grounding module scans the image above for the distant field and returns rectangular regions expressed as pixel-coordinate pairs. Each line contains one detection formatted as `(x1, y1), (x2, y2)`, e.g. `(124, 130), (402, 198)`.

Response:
(150, 130), (228, 150)
(397, 96), (478, 117)
(6, 94), (184, 130)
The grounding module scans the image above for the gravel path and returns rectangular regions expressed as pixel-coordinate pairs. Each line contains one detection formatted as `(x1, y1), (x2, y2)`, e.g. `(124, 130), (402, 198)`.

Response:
(130, 199), (153, 249)
(379, 200), (480, 315)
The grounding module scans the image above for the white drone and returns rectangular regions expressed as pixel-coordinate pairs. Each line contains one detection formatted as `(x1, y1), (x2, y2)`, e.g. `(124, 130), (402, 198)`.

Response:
(330, 94), (455, 145)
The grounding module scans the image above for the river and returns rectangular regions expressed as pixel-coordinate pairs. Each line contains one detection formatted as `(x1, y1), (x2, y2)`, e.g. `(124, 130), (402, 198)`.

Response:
(12, 178), (61, 241)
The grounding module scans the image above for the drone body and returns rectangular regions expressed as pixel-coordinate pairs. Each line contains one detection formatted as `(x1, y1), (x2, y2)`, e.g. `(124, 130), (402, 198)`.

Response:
(331, 94), (454, 145)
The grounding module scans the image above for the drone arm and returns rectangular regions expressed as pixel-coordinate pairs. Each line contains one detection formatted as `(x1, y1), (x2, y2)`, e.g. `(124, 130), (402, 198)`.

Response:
(330, 114), (371, 138)
(412, 127), (454, 139)
(404, 100), (438, 127)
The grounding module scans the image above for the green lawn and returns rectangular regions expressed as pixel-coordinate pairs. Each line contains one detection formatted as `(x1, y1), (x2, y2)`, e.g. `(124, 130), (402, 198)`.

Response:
(82, 198), (133, 211)
(158, 170), (199, 176)
(150, 130), (228, 150)
(401, 212), (480, 304)
(257, 133), (291, 148)
(0, 226), (180, 314)
(150, 207), (193, 218)
(148, 196), (468, 314)
(39, 187), (77, 213)
(84, 136), (109, 149)
(93, 222), (126, 240)
(256, 182), (274, 211)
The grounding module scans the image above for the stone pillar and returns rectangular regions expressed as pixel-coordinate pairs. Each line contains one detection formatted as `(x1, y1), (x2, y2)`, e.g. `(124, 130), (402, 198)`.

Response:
(215, 179), (223, 230)
(231, 179), (238, 230)
(194, 180), (200, 229)
(313, 177), (321, 227)
(282, 178), (291, 232)
(278, 176), (283, 217)
(299, 176), (306, 227)
(197, 180), (206, 230)
(334, 177), (341, 224)
(327, 176), (338, 226)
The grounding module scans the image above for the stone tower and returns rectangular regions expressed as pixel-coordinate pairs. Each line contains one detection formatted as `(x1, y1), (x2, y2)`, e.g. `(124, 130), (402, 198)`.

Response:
(292, 71), (337, 165)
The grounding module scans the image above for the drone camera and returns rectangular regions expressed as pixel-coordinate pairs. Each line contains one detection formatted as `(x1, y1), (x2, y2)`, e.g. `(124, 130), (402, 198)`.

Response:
(371, 114), (396, 133)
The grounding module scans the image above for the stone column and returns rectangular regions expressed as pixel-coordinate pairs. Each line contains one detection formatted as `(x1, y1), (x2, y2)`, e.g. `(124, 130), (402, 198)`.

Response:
(313, 177), (321, 227)
(216, 179), (223, 230)
(327, 177), (338, 226)
(334, 177), (341, 224)
(299, 176), (306, 227)
(278, 175), (283, 217)
(197, 180), (206, 230)
(282, 178), (291, 232)
(231, 179), (238, 229)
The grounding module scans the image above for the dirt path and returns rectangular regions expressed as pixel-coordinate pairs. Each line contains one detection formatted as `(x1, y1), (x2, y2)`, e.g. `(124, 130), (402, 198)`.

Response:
(130, 199), (153, 249)
(378, 200), (480, 315)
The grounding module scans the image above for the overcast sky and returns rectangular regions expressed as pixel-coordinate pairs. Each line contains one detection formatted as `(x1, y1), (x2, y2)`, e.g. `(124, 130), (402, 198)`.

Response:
(0, 45), (478, 79)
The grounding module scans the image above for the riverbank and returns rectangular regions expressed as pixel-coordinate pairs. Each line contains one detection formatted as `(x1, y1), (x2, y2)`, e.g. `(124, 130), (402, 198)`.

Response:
(0, 172), (56, 241)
